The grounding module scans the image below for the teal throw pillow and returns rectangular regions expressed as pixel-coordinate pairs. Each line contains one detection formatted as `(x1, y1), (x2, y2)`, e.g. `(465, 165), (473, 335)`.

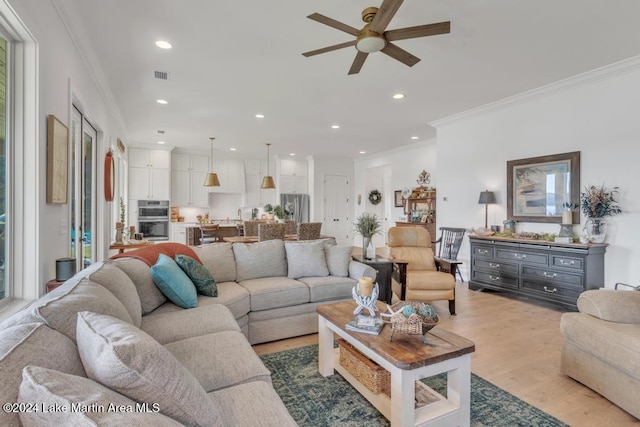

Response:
(175, 254), (218, 297)
(150, 254), (197, 308)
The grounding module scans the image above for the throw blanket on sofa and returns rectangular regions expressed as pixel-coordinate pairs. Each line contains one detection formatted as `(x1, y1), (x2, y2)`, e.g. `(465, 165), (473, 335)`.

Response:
(111, 242), (203, 266)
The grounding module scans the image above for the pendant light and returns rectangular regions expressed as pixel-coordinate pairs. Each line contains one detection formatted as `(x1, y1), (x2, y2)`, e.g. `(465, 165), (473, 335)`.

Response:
(203, 137), (220, 187)
(260, 143), (276, 189)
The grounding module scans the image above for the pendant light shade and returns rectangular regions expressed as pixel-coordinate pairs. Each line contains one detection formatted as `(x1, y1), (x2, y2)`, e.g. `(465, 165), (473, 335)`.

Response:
(260, 143), (276, 189)
(204, 137), (220, 187)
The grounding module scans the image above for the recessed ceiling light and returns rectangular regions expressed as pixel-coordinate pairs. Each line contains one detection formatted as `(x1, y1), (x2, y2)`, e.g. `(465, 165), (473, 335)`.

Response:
(331, 125), (340, 129)
(156, 99), (168, 105)
(230, 148), (237, 151)
(393, 93), (405, 99)
(157, 141), (165, 145)
(359, 151), (366, 154)
(155, 40), (172, 49)
(411, 136), (419, 140)
(255, 114), (265, 118)
(289, 153), (296, 156)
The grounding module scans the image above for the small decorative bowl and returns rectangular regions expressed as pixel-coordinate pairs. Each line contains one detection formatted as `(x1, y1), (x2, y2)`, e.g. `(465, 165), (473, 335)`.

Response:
(386, 301), (439, 344)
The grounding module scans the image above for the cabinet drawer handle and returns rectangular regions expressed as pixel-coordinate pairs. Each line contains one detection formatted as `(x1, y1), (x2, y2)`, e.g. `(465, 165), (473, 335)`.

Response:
(489, 275), (500, 281)
(489, 263), (500, 268)
(514, 254), (527, 259)
(543, 286), (557, 293)
(559, 259), (575, 266)
(543, 272), (557, 278)
(477, 249), (489, 254)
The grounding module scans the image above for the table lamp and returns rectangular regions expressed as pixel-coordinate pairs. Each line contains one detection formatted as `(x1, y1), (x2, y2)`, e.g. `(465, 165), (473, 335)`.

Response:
(478, 190), (496, 229)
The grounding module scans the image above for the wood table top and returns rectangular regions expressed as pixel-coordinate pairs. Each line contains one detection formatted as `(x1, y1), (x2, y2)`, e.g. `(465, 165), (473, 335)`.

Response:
(317, 300), (475, 370)
(109, 241), (155, 252)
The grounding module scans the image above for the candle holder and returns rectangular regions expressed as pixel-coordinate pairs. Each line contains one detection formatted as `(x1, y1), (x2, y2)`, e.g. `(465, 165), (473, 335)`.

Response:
(352, 281), (379, 317)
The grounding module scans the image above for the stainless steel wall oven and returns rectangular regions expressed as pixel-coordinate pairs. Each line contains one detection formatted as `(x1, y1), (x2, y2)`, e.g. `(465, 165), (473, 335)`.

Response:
(138, 200), (170, 241)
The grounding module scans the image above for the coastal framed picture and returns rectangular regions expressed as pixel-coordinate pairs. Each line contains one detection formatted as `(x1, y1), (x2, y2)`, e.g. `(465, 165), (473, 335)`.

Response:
(507, 151), (580, 223)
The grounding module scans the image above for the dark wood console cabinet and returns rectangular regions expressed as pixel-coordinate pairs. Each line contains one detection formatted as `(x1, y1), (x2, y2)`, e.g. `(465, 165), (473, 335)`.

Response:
(469, 235), (606, 310)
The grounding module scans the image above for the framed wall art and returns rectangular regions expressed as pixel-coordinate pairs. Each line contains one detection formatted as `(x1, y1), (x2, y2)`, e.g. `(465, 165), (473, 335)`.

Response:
(46, 114), (69, 204)
(394, 190), (403, 207)
(507, 151), (580, 223)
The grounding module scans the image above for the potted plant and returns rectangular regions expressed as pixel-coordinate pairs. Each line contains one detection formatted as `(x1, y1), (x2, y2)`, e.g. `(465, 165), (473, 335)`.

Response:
(274, 205), (285, 222)
(580, 184), (622, 243)
(354, 213), (381, 259)
(263, 204), (274, 220)
(284, 202), (295, 220)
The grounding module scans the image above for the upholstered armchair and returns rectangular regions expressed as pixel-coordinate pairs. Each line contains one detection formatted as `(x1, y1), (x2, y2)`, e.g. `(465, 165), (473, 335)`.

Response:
(387, 226), (457, 315)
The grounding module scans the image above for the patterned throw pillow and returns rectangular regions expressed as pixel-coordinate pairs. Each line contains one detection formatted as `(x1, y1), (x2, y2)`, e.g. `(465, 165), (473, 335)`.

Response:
(150, 254), (197, 309)
(174, 255), (217, 297)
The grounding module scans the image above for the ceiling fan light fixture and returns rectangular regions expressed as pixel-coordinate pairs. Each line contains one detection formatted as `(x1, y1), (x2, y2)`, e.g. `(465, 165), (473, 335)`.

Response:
(356, 34), (386, 53)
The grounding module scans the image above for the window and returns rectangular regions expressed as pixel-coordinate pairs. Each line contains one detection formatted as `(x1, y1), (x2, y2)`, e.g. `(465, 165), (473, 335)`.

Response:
(0, 4), (39, 316)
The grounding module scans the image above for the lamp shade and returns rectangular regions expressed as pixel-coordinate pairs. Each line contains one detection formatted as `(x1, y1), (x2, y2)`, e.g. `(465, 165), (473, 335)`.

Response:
(261, 175), (275, 189)
(204, 172), (220, 187)
(478, 191), (496, 204)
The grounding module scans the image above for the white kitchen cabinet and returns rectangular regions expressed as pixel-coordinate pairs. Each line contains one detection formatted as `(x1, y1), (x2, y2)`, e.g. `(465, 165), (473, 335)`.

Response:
(244, 159), (276, 206)
(170, 222), (187, 244)
(171, 153), (210, 206)
(209, 158), (246, 193)
(129, 148), (170, 200)
(279, 159), (307, 194)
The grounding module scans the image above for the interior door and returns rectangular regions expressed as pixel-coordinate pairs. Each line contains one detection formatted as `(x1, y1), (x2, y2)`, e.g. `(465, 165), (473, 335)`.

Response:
(70, 107), (96, 271)
(323, 174), (350, 245)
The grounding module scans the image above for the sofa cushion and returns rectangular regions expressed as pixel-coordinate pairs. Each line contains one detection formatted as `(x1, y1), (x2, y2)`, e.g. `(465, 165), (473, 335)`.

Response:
(577, 290), (640, 324)
(297, 275), (356, 302)
(0, 323), (86, 427)
(208, 381), (298, 427)
(89, 262), (143, 327)
(324, 245), (353, 277)
(285, 240), (329, 279)
(196, 282), (250, 319)
(26, 278), (133, 342)
(175, 254), (218, 297)
(76, 311), (221, 426)
(18, 366), (182, 426)
(193, 242), (237, 283)
(165, 330), (271, 392)
(151, 254), (198, 309)
(141, 303), (240, 345)
(239, 277), (309, 311)
(233, 240), (287, 282)
(112, 258), (167, 315)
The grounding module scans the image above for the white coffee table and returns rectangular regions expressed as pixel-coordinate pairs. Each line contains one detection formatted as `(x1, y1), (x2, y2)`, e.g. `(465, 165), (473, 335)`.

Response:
(317, 301), (475, 427)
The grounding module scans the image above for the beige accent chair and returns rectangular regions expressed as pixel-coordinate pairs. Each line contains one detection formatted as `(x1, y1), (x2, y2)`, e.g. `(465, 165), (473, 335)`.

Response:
(297, 222), (322, 240)
(258, 223), (285, 242)
(387, 226), (457, 315)
(560, 289), (640, 419)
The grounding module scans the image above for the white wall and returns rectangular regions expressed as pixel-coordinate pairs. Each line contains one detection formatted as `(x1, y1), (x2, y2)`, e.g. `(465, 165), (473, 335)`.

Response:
(354, 140), (437, 247)
(12, 0), (127, 289)
(433, 57), (640, 287)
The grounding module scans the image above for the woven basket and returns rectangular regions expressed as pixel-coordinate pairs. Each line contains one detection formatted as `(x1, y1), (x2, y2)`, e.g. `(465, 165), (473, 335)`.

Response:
(337, 339), (390, 396)
(388, 301), (439, 343)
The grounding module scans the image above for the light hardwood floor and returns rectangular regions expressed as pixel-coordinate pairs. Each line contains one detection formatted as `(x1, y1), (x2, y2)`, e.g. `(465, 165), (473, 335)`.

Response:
(253, 282), (639, 427)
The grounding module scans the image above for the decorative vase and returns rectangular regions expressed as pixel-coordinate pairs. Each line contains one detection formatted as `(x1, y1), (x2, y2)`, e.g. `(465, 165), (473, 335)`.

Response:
(115, 228), (123, 244)
(363, 236), (371, 259)
(366, 240), (376, 260)
(586, 218), (607, 243)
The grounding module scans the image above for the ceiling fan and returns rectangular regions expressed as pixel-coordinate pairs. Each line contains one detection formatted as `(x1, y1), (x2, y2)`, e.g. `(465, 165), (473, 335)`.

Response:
(302, 0), (450, 75)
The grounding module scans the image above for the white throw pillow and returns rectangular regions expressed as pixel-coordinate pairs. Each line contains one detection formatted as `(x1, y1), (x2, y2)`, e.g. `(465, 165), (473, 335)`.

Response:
(285, 240), (330, 279)
(19, 366), (182, 426)
(75, 311), (221, 426)
(324, 245), (353, 277)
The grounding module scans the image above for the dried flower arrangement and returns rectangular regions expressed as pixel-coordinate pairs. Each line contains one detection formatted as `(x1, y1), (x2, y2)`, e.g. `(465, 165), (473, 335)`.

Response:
(580, 184), (622, 218)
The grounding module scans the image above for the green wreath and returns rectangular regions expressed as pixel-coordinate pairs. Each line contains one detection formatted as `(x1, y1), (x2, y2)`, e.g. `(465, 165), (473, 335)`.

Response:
(368, 189), (382, 205)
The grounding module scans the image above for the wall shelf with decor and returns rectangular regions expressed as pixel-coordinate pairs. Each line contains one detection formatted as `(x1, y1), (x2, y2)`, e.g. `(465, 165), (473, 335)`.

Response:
(395, 188), (437, 251)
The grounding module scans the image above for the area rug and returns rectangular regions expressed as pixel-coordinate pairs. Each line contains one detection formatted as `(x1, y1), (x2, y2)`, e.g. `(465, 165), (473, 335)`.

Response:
(260, 344), (568, 427)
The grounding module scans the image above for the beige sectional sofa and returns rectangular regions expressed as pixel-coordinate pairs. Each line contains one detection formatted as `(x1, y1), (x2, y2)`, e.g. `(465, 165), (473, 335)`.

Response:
(0, 240), (375, 426)
(560, 289), (640, 419)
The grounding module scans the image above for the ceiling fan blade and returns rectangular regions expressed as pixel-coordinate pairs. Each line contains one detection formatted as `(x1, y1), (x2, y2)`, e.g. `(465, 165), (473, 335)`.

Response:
(385, 21), (451, 42)
(302, 40), (356, 57)
(369, 0), (404, 33)
(381, 43), (420, 67)
(348, 52), (369, 75)
(307, 13), (360, 36)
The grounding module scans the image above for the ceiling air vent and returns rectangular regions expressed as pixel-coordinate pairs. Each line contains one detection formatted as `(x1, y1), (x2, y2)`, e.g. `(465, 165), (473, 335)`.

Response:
(153, 70), (169, 80)
(157, 130), (165, 134)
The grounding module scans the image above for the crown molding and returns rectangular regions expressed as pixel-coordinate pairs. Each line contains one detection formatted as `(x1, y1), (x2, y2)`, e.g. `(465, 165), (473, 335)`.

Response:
(430, 54), (640, 129)
(51, 0), (129, 138)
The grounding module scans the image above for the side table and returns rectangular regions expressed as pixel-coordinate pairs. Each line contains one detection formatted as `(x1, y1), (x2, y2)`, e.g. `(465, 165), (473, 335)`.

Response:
(352, 255), (407, 304)
(46, 279), (65, 292)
